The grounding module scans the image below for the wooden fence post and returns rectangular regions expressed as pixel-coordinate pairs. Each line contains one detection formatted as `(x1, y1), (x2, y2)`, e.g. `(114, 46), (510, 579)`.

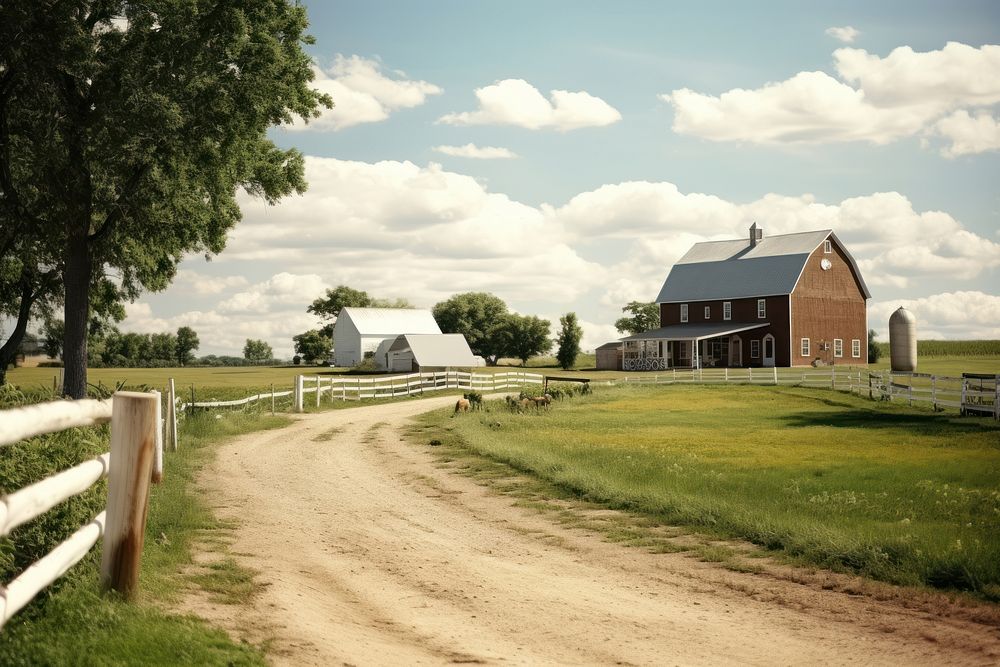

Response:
(772, 366), (778, 385)
(151, 390), (163, 485)
(100, 392), (158, 598)
(295, 375), (304, 413)
(315, 375), (321, 408)
(168, 379), (178, 452)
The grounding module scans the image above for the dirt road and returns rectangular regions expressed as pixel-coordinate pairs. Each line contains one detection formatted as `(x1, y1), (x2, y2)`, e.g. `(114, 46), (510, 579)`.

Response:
(187, 396), (1000, 665)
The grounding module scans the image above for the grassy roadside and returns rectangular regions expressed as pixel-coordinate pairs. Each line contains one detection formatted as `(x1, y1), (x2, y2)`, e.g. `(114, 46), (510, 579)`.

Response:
(0, 397), (290, 665)
(411, 383), (1000, 600)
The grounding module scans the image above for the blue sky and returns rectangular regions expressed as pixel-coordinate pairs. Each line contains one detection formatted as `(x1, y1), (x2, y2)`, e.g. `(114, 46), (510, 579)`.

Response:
(119, 1), (1000, 356)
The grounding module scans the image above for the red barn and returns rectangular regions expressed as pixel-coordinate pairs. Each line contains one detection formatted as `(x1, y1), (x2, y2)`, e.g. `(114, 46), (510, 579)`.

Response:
(620, 224), (870, 370)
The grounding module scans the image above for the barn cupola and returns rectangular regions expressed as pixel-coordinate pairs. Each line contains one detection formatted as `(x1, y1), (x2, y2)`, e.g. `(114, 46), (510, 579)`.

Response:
(749, 222), (763, 247)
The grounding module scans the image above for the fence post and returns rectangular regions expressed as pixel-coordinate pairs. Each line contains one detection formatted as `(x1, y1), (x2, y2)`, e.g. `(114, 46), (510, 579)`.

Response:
(151, 390), (163, 485)
(908, 382), (913, 407)
(960, 379), (967, 416)
(101, 392), (158, 598)
(773, 366), (778, 385)
(315, 375), (321, 408)
(294, 375), (304, 412)
(831, 366), (836, 390)
(271, 383), (275, 415)
(748, 367), (752, 383)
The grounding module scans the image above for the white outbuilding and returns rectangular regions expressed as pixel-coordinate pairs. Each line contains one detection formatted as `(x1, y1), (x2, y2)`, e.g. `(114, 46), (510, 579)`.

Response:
(333, 307), (442, 368)
(386, 334), (484, 372)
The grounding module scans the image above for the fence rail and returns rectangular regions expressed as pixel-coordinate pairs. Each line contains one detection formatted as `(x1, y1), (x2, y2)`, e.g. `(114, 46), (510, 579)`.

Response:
(618, 366), (999, 419)
(0, 392), (161, 628)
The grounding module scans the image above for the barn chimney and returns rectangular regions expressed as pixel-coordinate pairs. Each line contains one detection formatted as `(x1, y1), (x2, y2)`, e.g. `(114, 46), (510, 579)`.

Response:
(749, 222), (763, 247)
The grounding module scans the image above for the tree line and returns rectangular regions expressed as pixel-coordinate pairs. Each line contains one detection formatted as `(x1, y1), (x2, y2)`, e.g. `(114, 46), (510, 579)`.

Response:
(292, 286), (585, 370)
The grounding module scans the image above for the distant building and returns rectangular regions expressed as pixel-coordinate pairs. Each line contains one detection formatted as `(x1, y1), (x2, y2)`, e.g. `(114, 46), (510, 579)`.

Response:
(620, 224), (870, 370)
(333, 308), (441, 368)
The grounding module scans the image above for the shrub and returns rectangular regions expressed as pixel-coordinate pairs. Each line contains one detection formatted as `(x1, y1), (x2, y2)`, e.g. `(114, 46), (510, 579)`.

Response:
(292, 355), (302, 366)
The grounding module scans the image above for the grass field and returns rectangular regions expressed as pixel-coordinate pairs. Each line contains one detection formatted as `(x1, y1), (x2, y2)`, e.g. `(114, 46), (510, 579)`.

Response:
(418, 384), (1000, 599)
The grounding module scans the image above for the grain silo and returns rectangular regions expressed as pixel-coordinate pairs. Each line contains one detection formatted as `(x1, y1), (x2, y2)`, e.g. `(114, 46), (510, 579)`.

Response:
(889, 306), (917, 372)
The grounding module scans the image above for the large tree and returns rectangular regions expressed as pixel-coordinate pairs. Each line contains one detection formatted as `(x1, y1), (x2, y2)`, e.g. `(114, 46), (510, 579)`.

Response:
(614, 301), (660, 336)
(0, 2), (329, 396)
(432, 292), (510, 365)
(175, 326), (199, 366)
(503, 314), (552, 366)
(556, 312), (584, 370)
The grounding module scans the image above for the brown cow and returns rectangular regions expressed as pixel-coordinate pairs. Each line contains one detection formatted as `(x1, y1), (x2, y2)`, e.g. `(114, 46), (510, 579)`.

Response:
(454, 398), (471, 413)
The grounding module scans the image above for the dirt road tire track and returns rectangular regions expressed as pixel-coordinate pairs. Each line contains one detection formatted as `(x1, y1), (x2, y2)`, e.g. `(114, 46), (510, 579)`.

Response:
(183, 396), (1000, 665)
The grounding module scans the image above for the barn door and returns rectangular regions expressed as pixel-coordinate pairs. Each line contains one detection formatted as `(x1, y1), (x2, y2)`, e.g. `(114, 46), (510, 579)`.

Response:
(763, 334), (775, 367)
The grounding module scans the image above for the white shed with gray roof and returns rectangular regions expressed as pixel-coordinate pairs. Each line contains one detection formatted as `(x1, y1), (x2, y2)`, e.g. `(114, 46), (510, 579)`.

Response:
(386, 334), (484, 372)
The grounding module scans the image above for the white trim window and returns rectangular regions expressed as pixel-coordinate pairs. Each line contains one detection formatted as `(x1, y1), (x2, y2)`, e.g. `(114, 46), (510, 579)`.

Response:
(757, 299), (766, 319)
(704, 306), (711, 319)
(824, 239), (832, 253)
(852, 339), (861, 358)
(834, 338), (843, 358)
(723, 301), (731, 321)
(680, 304), (688, 323)
(801, 338), (810, 357)
(751, 339), (760, 358)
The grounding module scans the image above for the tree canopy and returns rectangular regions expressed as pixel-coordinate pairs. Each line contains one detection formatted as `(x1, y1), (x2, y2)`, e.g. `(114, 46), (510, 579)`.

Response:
(432, 292), (511, 365)
(243, 339), (273, 364)
(0, 1), (329, 395)
(556, 312), (584, 370)
(293, 329), (332, 364)
(307, 285), (413, 337)
(503, 314), (552, 366)
(175, 327), (199, 366)
(614, 301), (660, 336)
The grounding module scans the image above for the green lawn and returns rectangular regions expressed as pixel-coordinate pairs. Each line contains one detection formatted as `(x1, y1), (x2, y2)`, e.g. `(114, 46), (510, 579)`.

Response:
(420, 384), (1000, 598)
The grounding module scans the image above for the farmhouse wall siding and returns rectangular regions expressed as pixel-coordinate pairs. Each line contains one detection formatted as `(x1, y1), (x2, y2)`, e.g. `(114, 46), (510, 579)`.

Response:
(790, 241), (868, 366)
(660, 296), (791, 367)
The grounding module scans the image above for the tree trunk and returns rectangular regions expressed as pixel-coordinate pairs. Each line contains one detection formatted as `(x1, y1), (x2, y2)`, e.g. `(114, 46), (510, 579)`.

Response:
(0, 272), (38, 386)
(62, 228), (91, 399)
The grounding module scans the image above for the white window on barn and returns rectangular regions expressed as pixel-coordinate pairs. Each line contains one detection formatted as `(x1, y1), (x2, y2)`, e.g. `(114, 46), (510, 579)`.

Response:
(852, 339), (861, 358)
(824, 239), (832, 253)
(801, 338), (810, 357)
(723, 301), (731, 320)
(704, 306), (711, 319)
(757, 299), (766, 319)
(834, 338), (843, 357)
(751, 339), (760, 358)
(680, 304), (688, 322)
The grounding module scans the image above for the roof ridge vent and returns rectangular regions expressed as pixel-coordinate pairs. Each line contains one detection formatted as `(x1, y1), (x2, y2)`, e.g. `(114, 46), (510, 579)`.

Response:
(749, 222), (763, 247)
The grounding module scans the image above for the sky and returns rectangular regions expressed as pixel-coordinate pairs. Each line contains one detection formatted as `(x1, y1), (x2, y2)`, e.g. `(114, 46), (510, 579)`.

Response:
(119, 0), (1000, 357)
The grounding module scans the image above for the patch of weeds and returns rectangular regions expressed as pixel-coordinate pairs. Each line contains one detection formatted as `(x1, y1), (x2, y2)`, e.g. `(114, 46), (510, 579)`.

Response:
(189, 558), (259, 605)
(311, 427), (343, 442)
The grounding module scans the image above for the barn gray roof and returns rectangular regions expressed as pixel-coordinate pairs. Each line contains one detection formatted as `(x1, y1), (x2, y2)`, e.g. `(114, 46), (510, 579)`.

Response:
(655, 229), (870, 302)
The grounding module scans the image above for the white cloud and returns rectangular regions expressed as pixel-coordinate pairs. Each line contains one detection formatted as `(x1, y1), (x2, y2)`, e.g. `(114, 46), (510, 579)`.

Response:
(125, 160), (997, 357)
(438, 78), (621, 131)
(869, 291), (1000, 340)
(174, 270), (248, 296)
(826, 26), (860, 43)
(433, 143), (518, 159)
(286, 55), (442, 131)
(934, 110), (1000, 157)
(662, 41), (1000, 153)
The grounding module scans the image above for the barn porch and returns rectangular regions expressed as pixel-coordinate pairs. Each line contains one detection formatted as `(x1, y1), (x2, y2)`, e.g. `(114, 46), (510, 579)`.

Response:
(619, 323), (769, 371)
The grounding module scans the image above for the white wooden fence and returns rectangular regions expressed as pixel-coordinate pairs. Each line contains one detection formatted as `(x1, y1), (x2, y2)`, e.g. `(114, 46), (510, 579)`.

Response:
(172, 370), (544, 415)
(618, 366), (999, 419)
(0, 392), (162, 628)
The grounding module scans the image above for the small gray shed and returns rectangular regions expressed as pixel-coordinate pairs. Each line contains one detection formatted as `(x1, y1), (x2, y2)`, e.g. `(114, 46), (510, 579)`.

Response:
(595, 342), (623, 370)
